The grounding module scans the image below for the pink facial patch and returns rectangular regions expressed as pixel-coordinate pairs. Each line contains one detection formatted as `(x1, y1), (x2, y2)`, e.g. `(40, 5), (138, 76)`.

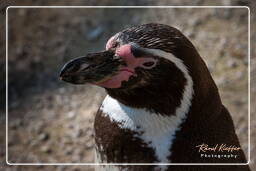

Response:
(97, 44), (157, 88)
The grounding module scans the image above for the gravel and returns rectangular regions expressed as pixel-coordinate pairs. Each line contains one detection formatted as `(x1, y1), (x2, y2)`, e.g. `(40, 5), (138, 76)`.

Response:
(0, 0), (255, 171)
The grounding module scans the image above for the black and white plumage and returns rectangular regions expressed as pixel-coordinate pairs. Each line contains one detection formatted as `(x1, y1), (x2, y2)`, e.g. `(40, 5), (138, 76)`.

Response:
(60, 23), (250, 171)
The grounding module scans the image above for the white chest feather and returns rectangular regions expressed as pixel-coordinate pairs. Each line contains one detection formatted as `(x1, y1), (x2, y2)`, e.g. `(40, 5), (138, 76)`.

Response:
(100, 93), (189, 165)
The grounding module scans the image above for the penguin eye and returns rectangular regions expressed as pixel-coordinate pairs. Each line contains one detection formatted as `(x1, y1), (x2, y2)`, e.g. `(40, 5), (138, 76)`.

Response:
(143, 61), (155, 67)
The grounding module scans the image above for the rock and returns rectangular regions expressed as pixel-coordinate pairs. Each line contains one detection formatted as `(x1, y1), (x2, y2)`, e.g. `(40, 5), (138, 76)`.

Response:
(8, 141), (14, 147)
(66, 122), (75, 129)
(47, 110), (57, 120)
(73, 168), (82, 171)
(34, 122), (45, 134)
(74, 128), (83, 138)
(218, 38), (228, 57)
(86, 128), (94, 137)
(41, 145), (52, 153)
(235, 0), (250, 6)
(188, 18), (202, 27)
(227, 60), (238, 68)
(30, 139), (39, 147)
(85, 141), (94, 149)
(59, 87), (66, 94)
(235, 71), (243, 79)
(72, 149), (83, 161)
(213, 8), (232, 19)
(194, 0), (203, 5)
(222, 0), (232, 6)
(64, 146), (73, 155)
(62, 135), (72, 145)
(234, 100), (244, 106)
(67, 111), (76, 119)
(86, 26), (104, 41)
(38, 133), (50, 142)
(9, 101), (20, 109)
(9, 119), (22, 129)
(36, 165), (45, 169)
(215, 77), (229, 86)
(56, 166), (67, 171)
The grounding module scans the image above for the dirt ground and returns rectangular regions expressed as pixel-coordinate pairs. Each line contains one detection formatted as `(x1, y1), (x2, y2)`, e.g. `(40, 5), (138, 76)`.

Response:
(0, 0), (256, 171)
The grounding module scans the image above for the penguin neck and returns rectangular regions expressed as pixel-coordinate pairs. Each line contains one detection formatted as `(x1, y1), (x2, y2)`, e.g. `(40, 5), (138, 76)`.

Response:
(106, 81), (185, 116)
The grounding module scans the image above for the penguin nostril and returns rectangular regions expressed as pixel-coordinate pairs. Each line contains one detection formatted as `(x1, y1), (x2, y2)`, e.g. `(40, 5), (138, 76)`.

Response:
(80, 63), (91, 71)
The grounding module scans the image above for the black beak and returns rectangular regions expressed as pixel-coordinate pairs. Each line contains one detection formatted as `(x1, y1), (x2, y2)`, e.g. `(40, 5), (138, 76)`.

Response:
(59, 50), (121, 84)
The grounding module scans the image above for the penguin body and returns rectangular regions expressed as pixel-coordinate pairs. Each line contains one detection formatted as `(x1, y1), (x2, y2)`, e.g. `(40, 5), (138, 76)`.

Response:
(60, 23), (250, 171)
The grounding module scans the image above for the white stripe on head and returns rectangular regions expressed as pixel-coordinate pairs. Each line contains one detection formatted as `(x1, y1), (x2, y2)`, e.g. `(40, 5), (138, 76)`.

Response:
(146, 48), (194, 116)
(100, 50), (194, 168)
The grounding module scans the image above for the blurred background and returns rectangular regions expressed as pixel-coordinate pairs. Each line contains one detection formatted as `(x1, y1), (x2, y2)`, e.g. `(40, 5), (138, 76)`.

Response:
(0, 0), (255, 171)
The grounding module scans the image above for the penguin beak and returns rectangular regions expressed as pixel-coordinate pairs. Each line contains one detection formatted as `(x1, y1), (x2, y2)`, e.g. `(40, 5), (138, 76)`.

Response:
(59, 50), (122, 84)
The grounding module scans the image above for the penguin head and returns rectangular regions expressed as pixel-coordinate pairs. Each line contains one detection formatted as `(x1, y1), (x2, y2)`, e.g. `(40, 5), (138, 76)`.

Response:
(60, 24), (196, 91)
